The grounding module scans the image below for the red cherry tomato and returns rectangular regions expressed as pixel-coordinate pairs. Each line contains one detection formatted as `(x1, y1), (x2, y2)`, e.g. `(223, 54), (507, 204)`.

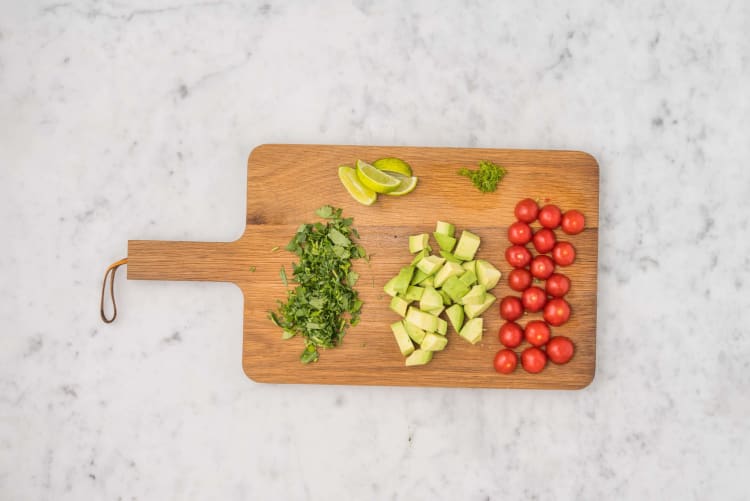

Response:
(521, 347), (547, 373)
(547, 336), (575, 364)
(499, 296), (524, 321)
(508, 221), (532, 245)
(545, 273), (571, 297)
(532, 228), (556, 254)
(530, 255), (555, 280)
(505, 245), (532, 268)
(521, 286), (547, 313)
(552, 242), (576, 266)
(544, 298), (571, 326)
(514, 198), (539, 223)
(561, 210), (585, 235)
(493, 349), (518, 374)
(524, 321), (551, 347)
(538, 204), (562, 229)
(498, 321), (524, 348)
(508, 268), (532, 292)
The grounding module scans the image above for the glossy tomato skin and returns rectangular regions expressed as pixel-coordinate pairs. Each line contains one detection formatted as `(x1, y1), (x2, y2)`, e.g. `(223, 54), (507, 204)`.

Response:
(524, 321), (551, 347)
(508, 268), (532, 292)
(561, 210), (585, 235)
(532, 228), (556, 254)
(547, 336), (575, 364)
(552, 241), (576, 266)
(530, 255), (555, 280)
(546, 273), (571, 297)
(514, 198), (539, 223)
(499, 321), (524, 348)
(544, 298), (571, 326)
(508, 221), (532, 245)
(505, 245), (532, 268)
(521, 286), (547, 313)
(521, 347), (547, 373)
(499, 296), (524, 321)
(493, 349), (518, 374)
(538, 204), (562, 229)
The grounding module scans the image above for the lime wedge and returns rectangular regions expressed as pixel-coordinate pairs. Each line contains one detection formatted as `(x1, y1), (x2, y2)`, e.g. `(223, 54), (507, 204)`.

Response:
(338, 166), (377, 206)
(356, 159), (400, 193)
(386, 175), (418, 196)
(373, 157), (413, 176)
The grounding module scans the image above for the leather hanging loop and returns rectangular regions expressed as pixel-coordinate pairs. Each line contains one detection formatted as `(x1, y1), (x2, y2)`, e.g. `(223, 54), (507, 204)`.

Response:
(100, 258), (128, 323)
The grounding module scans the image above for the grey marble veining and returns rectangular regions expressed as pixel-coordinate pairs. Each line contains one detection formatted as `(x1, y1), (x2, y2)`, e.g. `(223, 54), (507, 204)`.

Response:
(1, 1), (749, 499)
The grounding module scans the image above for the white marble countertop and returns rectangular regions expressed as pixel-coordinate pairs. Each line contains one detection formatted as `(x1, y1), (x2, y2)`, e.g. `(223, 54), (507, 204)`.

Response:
(2, 1), (749, 499)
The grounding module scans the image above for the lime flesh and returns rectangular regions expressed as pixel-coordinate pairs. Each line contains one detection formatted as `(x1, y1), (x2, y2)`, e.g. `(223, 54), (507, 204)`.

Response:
(338, 166), (377, 205)
(356, 159), (400, 193)
(386, 175), (418, 196)
(373, 157), (413, 177)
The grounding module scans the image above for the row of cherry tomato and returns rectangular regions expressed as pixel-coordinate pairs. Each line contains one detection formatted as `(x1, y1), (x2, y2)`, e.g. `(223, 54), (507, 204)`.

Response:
(493, 199), (582, 375)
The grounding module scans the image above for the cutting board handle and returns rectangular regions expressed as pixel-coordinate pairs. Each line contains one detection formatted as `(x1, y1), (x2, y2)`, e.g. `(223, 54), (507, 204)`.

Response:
(127, 239), (246, 284)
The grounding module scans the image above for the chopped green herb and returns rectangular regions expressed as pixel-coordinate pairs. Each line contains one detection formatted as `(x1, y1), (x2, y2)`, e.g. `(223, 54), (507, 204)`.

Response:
(268, 206), (365, 363)
(458, 160), (507, 193)
(271, 246), (280, 252)
(249, 266), (256, 272)
(280, 266), (288, 286)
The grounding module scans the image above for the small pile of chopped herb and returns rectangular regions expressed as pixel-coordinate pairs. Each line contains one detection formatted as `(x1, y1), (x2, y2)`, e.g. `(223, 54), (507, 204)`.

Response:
(458, 160), (507, 193)
(268, 205), (366, 363)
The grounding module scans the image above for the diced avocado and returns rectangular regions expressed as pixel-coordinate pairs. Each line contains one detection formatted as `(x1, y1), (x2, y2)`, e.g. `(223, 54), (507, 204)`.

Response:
(405, 307), (439, 332)
(458, 269), (477, 287)
(416, 255), (445, 276)
(404, 285), (425, 301)
(409, 233), (430, 253)
(463, 293), (496, 319)
(435, 220), (456, 238)
(383, 276), (399, 297)
(405, 349), (433, 366)
(435, 317), (448, 335)
(421, 333), (448, 351)
(433, 261), (465, 288)
(454, 230), (481, 261)
(442, 275), (471, 303)
(475, 259), (501, 290)
(410, 249), (428, 266)
(419, 286), (443, 312)
(404, 320), (426, 344)
(461, 284), (486, 305)
(411, 268), (430, 285)
(439, 250), (463, 263)
(433, 232), (457, 253)
(445, 303), (465, 333)
(420, 276), (435, 287)
(462, 260), (477, 275)
(389, 296), (410, 317)
(439, 288), (452, 305)
(426, 305), (445, 317)
(392, 265), (415, 295)
(390, 321), (415, 356)
(458, 317), (483, 344)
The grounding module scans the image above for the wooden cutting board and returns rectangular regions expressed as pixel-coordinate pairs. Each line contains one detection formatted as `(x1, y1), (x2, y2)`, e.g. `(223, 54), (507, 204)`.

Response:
(127, 144), (599, 389)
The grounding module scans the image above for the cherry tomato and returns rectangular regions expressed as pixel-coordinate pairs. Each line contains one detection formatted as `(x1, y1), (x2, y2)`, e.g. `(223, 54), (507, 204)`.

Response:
(545, 273), (571, 297)
(521, 286), (547, 313)
(547, 336), (575, 364)
(532, 228), (556, 254)
(544, 298), (571, 326)
(514, 198), (539, 223)
(530, 255), (555, 280)
(538, 204), (562, 229)
(521, 347), (547, 373)
(524, 321), (551, 347)
(505, 245), (532, 268)
(552, 241), (576, 266)
(499, 296), (524, 321)
(493, 349), (518, 374)
(508, 221), (532, 245)
(561, 210), (585, 235)
(498, 321), (524, 348)
(508, 268), (532, 292)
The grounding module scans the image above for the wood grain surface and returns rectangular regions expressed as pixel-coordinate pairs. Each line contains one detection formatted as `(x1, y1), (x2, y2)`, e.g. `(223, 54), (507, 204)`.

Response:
(127, 144), (599, 389)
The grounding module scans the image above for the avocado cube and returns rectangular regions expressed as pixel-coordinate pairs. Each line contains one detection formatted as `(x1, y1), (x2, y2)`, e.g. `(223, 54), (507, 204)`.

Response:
(419, 286), (443, 313)
(389, 296), (410, 317)
(442, 276), (470, 303)
(383, 276), (399, 297)
(454, 230), (481, 261)
(476, 259), (501, 290)
(390, 321), (415, 356)
(410, 249), (429, 266)
(416, 255), (445, 276)
(420, 276), (435, 287)
(463, 293), (496, 319)
(433, 261), (464, 288)
(461, 284), (486, 305)
(421, 333), (448, 351)
(411, 268), (430, 285)
(435, 220), (456, 237)
(405, 349), (433, 366)
(445, 303), (465, 333)
(439, 289), (452, 305)
(426, 305), (445, 317)
(392, 265), (415, 295)
(458, 317), (483, 344)
(409, 233), (430, 253)
(404, 285), (425, 301)
(461, 260), (477, 275)
(435, 317), (448, 335)
(439, 250), (463, 263)
(458, 270), (477, 287)
(405, 307), (439, 332)
(404, 320), (427, 344)
(433, 232), (457, 253)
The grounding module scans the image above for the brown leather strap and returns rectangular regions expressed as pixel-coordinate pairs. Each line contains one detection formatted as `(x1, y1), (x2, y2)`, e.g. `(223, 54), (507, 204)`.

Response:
(100, 258), (128, 323)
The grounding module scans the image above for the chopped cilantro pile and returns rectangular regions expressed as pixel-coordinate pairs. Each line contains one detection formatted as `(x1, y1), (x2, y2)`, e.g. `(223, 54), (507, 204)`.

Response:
(458, 160), (507, 193)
